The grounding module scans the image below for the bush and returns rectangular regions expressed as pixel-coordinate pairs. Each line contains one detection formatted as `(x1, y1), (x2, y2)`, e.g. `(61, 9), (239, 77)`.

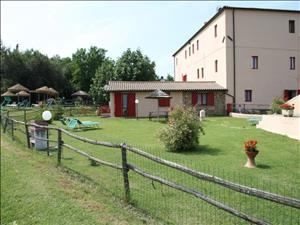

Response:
(271, 97), (284, 114)
(159, 106), (204, 152)
(52, 105), (64, 120)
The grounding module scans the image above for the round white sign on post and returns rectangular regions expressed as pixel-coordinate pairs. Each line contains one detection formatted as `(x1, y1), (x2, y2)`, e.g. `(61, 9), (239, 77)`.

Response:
(42, 111), (52, 121)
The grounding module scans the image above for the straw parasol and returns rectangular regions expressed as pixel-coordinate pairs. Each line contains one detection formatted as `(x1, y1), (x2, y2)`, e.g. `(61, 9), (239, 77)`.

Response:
(1, 90), (16, 97)
(16, 91), (30, 97)
(8, 83), (29, 93)
(145, 89), (172, 119)
(36, 86), (50, 94)
(71, 90), (90, 97)
(36, 86), (51, 101)
(16, 90), (30, 104)
(48, 87), (59, 96)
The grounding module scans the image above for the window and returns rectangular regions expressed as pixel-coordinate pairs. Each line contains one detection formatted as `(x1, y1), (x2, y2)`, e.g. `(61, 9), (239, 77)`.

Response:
(197, 68), (200, 79)
(185, 50), (187, 59)
(198, 93), (208, 105)
(289, 20), (295, 33)
(176, 58), (178, 66)
(159, 92), (170, 107)
(290, 57), (295, 70)
(197, 40), (199, 50)
(201, 67), (204, 78)
(122, 93), (128, 116)
(215, 60), (218, 72)
(284, 90), (297, 101)
(214, 24), (217, 37)
(245, 90), (252, 102)
(189, 46), (191, 56)
(252, 56), (258, 69)
(192, 44), (194, 54)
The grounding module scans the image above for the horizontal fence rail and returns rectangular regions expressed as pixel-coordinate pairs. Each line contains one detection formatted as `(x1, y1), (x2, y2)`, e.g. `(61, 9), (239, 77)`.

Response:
(63, 143), (122, 170)
(61, 128), (120, 148)
(126, 145), (300, 209)
(128, 164), (271, 225)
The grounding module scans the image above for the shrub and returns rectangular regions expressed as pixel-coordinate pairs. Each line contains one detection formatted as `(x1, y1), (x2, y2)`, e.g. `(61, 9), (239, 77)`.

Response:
(271, 97), (284, 114)
(52, 105), (64, 120)
(159, 106), (204, 152)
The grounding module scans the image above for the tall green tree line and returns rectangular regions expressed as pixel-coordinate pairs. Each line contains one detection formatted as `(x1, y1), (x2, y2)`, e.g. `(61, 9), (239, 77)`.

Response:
(1, 42), (158, 104)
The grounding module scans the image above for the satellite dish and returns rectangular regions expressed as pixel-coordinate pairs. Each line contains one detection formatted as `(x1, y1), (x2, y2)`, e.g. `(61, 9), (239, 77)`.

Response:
(42, 111), (52, 121)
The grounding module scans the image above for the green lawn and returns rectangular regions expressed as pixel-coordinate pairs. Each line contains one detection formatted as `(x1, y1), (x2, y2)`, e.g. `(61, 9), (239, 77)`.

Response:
(4, 115), (300, 225)
(1, 135), (161, 225)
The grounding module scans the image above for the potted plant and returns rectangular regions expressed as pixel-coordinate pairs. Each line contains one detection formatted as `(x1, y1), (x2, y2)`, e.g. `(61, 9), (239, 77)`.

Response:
(244, 140), (259, 168)
(280, 103), (294, 117)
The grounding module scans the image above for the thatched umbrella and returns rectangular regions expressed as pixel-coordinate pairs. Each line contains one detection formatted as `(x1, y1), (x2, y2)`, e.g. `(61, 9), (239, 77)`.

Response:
(16, 90), (30, 104)
(36, 86), (50, 94)
(48, 87), (59, 97)
(71, 90), (90, 97)
(8, 83), (29, 93)
(16, 91), (30, 97)
(145, 89), (172, 119)
(1, 90), (16, 97)
(36, 86), (50, 101)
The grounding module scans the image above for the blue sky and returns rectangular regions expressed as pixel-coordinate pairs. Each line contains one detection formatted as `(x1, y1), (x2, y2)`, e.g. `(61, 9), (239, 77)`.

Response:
(1, 1), (299, 78)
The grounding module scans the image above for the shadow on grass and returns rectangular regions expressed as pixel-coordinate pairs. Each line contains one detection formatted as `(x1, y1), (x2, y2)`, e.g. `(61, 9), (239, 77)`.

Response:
(256, 164), (271, 169)
(173, 145), (222, 156)
(72, 127), (103, 132)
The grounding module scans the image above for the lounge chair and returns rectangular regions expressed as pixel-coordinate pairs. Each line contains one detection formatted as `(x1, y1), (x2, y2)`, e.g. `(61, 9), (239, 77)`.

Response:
(60, 117), (100, 130)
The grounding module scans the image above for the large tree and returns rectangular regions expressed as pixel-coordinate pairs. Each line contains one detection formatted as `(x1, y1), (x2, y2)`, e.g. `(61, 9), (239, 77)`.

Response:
(115, 49), (157, 81)
(71, 46), (106, 92)
(89, 58), (115, 104)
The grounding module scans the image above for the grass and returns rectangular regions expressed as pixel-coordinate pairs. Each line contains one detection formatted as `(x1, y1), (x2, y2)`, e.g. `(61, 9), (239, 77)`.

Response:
(1, 135), (160, 225)
(3, 114), (300, 225)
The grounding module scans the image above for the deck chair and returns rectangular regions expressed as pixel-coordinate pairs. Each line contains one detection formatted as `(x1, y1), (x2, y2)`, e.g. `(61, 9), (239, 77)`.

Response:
(1, 97), (12, 107)
(61, 117), (100, 130)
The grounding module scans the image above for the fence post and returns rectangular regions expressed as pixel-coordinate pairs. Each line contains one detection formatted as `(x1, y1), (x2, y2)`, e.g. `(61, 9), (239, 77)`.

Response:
(11, 119), (14, 140)
(25, 123), (31, 148)
(3, 117), (9, 133)
(121, 143), (130, 202)
(57, 129), (62, 165)
(24, 109), (27, 122)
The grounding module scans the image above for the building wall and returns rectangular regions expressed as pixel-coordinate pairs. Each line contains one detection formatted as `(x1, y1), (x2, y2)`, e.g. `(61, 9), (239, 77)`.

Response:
(109, 91), (226, 117)
(174, 10), (227, 88)
(174, 8), (300, 107)
(231, 9), (300, 105)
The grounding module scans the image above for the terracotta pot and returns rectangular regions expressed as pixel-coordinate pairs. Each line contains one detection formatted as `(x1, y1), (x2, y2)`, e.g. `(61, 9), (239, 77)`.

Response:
(244, 151), (259, 168)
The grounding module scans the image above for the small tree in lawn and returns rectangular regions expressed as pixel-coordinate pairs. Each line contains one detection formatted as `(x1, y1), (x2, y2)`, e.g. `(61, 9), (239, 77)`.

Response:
(159, 106), (204, 152)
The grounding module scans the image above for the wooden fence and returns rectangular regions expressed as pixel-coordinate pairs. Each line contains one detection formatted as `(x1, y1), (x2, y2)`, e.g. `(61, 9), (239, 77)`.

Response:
(1, 115), (300, 225)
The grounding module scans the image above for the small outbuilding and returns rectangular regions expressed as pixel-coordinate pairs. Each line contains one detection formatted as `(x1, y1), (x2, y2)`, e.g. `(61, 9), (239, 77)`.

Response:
(105, 81), (227, 118)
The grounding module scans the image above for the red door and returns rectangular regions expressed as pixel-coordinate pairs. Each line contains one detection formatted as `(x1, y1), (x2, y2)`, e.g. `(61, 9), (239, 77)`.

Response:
(114, 92), (122, 117)
(127, 93), (136, 117)
(115, 92), (136, 117)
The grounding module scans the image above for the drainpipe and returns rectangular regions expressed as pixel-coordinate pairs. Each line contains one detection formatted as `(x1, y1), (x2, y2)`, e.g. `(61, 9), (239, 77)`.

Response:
(173, 56), (176, 80)
(232, 9), (236, 106)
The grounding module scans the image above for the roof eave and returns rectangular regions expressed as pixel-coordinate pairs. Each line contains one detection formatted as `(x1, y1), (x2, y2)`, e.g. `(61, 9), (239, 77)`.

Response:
(172, 6), (300, 57)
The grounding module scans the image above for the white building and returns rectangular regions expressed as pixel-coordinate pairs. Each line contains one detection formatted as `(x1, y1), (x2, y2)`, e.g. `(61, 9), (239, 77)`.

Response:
(173, 6), (300, 110)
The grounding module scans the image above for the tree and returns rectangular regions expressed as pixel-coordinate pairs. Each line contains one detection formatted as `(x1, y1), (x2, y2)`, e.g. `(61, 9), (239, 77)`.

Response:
(115, 48), (157, 81)
(89, 59), (115, 104)
(166, 74), (174, 81)
(71, 46), (106, 92)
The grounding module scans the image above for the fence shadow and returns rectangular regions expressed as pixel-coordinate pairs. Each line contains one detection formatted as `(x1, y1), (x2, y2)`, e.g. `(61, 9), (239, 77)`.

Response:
(176, 145), (222, 156)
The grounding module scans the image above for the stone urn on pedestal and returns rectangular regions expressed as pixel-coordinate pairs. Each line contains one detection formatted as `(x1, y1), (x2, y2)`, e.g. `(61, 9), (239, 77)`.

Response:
(244, 140), (259, 168)
(280, 103), (295, 117)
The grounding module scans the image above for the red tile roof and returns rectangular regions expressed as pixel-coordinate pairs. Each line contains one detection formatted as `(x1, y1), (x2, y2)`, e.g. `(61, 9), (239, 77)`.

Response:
(106, 81), (227, 91)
